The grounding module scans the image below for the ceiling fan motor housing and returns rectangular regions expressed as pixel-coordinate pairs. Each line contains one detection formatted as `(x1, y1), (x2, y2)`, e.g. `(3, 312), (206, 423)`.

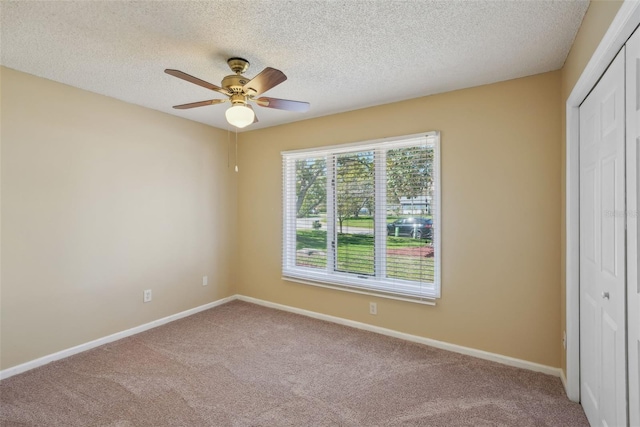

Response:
(221, 74), (250, 94)
(223, 57), (257, 99)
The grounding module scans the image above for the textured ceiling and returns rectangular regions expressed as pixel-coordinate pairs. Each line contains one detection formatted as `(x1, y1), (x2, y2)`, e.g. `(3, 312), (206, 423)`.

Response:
(0, 0), (589, 131)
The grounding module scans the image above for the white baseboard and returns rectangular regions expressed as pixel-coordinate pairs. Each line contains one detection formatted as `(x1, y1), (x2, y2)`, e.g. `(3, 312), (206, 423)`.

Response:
(0, 295), (236, 381)
(1, 293), (562, 382)
(560, 369), (568, 392)
(236, 295), (563, 378)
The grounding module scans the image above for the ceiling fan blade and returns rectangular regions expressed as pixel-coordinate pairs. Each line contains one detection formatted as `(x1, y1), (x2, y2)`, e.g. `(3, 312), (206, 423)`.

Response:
(165, 69), (231, 96)
(255, 97), (310, 112)
(242, 67), (287, 96)
(172, 99), (227, 109)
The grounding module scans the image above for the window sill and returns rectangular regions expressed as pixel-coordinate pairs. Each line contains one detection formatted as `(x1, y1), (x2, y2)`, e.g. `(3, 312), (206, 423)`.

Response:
(282, 274), (437, 306)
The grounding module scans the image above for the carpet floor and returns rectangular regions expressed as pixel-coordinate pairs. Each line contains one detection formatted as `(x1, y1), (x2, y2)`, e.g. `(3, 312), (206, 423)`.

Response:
(0, 300), (588, 426)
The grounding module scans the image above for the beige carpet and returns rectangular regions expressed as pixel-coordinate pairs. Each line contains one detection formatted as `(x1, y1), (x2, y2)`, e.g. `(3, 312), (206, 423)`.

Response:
(0, 300), (588, 426)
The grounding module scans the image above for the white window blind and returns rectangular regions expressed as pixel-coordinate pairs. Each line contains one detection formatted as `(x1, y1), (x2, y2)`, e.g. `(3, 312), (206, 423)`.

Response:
(282, 132), (441, 301)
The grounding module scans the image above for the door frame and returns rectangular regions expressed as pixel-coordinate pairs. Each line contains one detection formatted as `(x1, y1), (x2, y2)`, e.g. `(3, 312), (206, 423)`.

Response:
(566, 0), (640, 402)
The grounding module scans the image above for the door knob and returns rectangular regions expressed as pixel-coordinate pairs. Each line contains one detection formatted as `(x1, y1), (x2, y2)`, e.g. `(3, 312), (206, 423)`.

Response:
(602, 291), (610, 299)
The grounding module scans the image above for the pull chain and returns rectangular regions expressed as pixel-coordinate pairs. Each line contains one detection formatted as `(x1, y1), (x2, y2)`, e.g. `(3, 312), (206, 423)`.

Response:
(235, 127), (239, 172)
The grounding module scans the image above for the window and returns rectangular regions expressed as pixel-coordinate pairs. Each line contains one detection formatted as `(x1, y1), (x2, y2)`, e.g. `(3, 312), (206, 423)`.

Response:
(282, 132), (440, 301)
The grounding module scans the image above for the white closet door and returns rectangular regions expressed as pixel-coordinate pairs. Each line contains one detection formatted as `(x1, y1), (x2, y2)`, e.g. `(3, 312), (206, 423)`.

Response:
(627, 25), (640, 427)
(580, 47), (627, 427)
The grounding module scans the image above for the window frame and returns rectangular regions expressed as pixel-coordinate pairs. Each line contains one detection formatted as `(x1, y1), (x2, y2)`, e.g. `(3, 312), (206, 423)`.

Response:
(282, 132), (441, 301)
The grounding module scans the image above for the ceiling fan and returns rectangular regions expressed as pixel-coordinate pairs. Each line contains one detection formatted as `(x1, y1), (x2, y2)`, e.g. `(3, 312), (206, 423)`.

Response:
(165, 57), (310, 128)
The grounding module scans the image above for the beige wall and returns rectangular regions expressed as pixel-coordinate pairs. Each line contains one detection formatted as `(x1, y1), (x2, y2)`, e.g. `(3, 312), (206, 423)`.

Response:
(0, 67), (237, 369)
(237, 71), (562, 367)
(559, 0), (623, 375)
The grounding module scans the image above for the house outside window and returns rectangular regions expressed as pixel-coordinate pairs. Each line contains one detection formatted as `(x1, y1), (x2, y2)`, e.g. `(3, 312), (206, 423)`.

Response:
(282, 132), (441, 301)
(399, 196), (431, 215)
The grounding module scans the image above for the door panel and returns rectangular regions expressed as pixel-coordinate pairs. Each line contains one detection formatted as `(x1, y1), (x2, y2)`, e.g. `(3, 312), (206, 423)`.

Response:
(583, 293), (599, 418)
(585, 166), (597, 262)
(601, 310), (619, 427)
(601, 155), (617, 276)
(580, 47), (627, 427)
(626, 25), (640, 427)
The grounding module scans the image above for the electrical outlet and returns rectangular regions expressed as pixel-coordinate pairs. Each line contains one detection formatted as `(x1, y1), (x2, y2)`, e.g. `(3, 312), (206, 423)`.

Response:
(563, 330), (567, 350)
(369, 302), (377, 315)
(202, 275), (208, 286)
(143, 289), (152, 303)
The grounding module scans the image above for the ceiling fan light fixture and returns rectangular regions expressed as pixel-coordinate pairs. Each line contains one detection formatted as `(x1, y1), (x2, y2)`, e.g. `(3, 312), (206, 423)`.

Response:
(225, 104), (254, 128)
